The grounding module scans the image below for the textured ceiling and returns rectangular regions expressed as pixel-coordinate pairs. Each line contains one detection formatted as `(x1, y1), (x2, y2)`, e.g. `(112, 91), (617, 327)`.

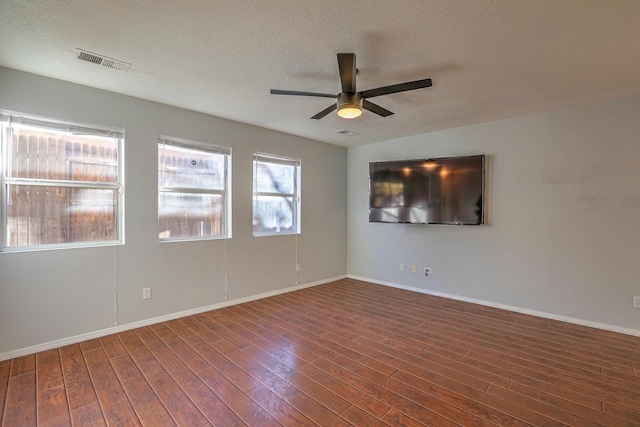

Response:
(1, 1), (640, 147)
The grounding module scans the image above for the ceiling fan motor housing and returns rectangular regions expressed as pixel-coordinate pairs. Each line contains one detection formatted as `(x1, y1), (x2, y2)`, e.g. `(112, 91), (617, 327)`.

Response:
(338, 92), (362, 110)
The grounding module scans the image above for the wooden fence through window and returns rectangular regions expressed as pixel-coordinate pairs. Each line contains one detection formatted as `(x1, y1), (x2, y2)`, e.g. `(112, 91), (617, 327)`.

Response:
(5, 131), (226, 248)
(6, 132), (118, 247)
(158, 147), (225, 239)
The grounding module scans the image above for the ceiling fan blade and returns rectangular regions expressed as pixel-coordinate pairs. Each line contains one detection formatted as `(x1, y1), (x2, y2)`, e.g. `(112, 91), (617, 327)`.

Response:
(271, 89), (337, 98)
(360, 78), (432, 99)
(311, 104), (337, 120)
(337, 53), (356, 93)
(363, 100), (394, 117)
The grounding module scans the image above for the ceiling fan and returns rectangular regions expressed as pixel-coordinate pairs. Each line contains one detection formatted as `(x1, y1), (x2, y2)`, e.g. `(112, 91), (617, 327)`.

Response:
(270, 53), (433, 120)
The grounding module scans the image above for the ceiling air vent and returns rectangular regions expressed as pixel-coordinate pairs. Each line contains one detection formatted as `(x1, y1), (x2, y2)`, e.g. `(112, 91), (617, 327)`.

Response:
(336, 129), (357, 136)
(76, 49), (131, 71)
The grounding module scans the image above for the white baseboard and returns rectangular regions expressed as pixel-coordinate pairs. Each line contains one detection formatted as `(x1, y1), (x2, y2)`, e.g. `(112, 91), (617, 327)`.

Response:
(0, 275), (346, 362)
(347, 275), (640, 338)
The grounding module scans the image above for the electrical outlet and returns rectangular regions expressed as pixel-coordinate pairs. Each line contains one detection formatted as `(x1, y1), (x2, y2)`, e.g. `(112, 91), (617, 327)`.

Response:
(633, 296), (640, 308)
(400, 263), (405, 271)
(424, 267), (432, 276)
(143, 287), (151, 300)
(296, 263), (301, 272)
(411, 265), (417, 273)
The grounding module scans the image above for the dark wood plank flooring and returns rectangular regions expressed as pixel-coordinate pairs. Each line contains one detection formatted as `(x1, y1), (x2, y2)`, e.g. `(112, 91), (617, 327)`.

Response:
(1, 278), (639, 426)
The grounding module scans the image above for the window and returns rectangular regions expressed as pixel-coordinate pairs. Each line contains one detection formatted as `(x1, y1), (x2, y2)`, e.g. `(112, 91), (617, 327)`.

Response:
(0, 112), (124, 251)
(158, 136), (231, 241)
(253, 152), (300, 236)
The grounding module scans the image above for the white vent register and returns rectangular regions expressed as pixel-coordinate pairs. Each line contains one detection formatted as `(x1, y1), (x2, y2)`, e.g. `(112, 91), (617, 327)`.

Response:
(77, 49), (131, 71)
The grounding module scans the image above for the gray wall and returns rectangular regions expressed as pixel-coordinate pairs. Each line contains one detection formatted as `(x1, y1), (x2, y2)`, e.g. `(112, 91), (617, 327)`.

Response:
(0, 67), (347, 355)
(348, 95), (640, 332)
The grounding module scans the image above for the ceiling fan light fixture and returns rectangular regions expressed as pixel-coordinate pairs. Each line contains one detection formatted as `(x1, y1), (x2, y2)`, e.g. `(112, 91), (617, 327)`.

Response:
(337, 93), (363, 119)
(337, 105), (362, 119)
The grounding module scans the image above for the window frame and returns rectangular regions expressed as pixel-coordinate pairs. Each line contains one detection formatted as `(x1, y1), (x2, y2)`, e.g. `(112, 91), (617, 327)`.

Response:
(158, 135), (231, 242)
(0, 111), (125, 253)
(252, 152), (301, 237)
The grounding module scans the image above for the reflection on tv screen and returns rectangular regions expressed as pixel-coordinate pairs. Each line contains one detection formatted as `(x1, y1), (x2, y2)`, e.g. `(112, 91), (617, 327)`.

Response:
(369, 155), (484, 225)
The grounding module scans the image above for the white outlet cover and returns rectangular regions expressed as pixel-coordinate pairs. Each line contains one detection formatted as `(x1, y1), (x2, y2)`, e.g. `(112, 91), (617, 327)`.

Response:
(633, 296), (640, 308)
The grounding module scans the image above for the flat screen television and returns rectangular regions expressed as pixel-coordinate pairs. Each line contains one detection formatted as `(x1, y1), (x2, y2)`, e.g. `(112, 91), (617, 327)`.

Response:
(369, 155), (485, 225)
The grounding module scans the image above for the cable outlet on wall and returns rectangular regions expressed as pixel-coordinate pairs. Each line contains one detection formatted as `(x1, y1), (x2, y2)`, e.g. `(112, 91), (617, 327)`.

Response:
(424, 267), (432, 277)
(633, 296), (640, 308)
(143, 287), (152, 300)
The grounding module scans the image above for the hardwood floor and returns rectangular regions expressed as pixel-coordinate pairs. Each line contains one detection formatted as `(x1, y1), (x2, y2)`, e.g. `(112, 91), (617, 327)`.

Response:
(1, 278), (640, 426)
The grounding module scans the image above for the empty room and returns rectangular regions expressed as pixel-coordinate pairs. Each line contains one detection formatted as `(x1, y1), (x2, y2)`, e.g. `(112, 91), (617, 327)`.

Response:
(1, 1), (640, 426)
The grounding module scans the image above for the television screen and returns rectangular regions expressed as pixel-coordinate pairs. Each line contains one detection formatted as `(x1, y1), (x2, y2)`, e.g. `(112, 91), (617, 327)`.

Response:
(369, 155), (485, 225)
